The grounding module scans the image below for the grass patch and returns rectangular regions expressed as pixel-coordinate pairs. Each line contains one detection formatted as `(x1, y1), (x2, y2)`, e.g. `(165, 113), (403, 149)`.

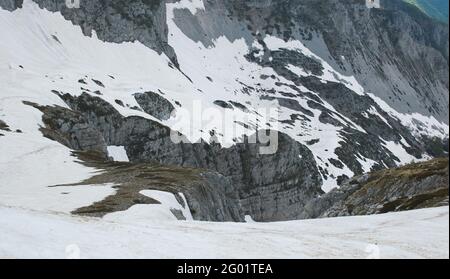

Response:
(363, 157), (449, 188)
(350, 158), (449, 213)
(53, 150), (204, 217)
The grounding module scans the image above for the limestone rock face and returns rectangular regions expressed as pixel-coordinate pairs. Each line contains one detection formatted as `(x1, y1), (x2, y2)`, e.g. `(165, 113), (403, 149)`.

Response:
(25, 92), (450, 221)
(226, 0), (449, 122)
(29, 92), (322, 222)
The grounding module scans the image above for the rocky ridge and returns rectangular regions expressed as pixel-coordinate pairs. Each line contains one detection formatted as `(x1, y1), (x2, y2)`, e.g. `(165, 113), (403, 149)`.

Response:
(302, 157), (449, 218)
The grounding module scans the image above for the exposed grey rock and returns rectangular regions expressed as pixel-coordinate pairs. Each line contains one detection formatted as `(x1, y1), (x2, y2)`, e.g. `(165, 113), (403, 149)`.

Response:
(248, 46), (429, 175)
(78, 79), (87, 85)
(213, 100), (234, 110)
(9, 0), (180, 67)
(91, 79), (105, 88)
(134, 91), (175, 121)
(277, 98), (314, 117)
(186, 171), (243, 222)
(2, 0), (445, 122)
(1, 0), (447, 124)
(229, 101), (249, 112)
(114, 99), (124, 107)
(0, 0), (22, 11)
(23, 100), (108, 156)
(29, 92), (322, 222)
(228, 0), (449, 123)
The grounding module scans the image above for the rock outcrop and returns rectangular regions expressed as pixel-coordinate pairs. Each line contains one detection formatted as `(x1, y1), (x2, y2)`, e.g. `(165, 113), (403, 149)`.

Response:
(24, 93), (450, 221)
(26, 92), (322, 222)
(134, 91), (175, 121)
(0, 119), (11, 132)
(302, 157), (449, 218)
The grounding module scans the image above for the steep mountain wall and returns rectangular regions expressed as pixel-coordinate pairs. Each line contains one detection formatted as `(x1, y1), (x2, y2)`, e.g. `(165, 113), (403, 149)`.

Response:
(226, 0), (449, 122)
(1, 0), (447, 121)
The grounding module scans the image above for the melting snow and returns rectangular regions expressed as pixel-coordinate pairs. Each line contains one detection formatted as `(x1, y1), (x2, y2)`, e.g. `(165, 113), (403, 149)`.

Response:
(382, 140), (419, 165)
(368, 93), (449, 139)
(104, 190), (193, 222)
(107, 146), (129, 162)
(263, 36), (366, 96)
(0, 205), (447, 258)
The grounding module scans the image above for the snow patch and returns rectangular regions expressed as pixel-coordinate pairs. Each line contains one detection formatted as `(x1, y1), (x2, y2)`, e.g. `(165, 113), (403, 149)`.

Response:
(107, 146), (129, 162)
(368, 93), (449, 139)
(356, 155), (378, 173)
(264, 36), (366, 96)
(382, 140), (419, 165)
(245, 215), (256, 223)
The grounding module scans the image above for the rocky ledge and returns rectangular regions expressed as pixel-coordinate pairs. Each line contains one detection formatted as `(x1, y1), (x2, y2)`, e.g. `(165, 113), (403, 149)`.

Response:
(302, 157), (449, 219)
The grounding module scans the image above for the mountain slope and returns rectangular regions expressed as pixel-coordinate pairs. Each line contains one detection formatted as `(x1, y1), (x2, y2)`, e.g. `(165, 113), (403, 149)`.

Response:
(0, 0), (448, 222)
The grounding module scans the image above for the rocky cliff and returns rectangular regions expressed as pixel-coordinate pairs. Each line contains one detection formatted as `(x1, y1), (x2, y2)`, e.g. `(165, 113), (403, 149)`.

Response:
(24, 91), (322, 221)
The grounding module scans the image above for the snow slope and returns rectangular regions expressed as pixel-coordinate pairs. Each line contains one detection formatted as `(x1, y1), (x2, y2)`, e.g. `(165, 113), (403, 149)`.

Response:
(0, 205), (448, 259)
(0, 121), (115, 213)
